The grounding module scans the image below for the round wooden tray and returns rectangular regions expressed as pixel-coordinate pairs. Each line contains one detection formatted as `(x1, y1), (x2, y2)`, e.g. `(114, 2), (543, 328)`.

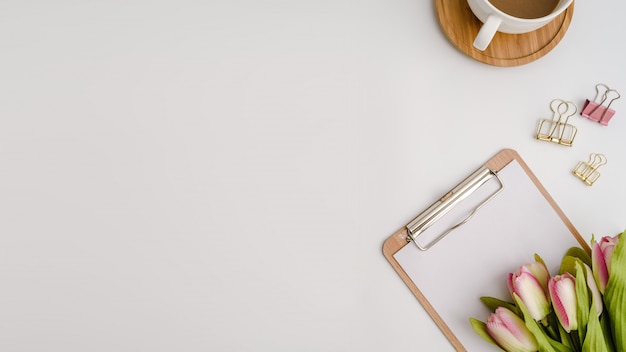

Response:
(435, 0), (574, 67)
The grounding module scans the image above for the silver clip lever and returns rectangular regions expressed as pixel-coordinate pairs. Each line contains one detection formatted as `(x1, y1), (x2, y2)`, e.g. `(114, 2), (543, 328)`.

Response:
(406, 166), (504, 251)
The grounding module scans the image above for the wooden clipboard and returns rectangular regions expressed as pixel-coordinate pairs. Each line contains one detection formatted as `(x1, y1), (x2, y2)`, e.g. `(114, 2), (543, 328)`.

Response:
(382, 149), (589, 352)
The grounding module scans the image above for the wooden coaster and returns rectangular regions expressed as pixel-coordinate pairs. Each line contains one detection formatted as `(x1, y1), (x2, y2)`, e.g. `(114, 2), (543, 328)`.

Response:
(435, 0), (574, 67)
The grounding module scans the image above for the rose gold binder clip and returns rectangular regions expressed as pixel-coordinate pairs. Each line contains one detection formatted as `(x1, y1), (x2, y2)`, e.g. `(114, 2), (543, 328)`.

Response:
(573, 153), (607, 186)
(536, 99), (578, 147)
(581, 84), (620, 126)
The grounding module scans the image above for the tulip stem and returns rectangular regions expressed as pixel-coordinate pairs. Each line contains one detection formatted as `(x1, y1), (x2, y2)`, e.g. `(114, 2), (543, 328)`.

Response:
(571, 330), (581, 351)
(542, 314), (559, 341)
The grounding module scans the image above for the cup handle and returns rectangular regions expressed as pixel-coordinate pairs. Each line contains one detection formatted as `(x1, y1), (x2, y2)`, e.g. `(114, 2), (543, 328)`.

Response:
(473, 15), (502, 51)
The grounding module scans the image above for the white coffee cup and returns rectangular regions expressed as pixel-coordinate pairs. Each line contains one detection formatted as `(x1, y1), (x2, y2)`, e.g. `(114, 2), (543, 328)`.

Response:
(468, 0), (573, 51)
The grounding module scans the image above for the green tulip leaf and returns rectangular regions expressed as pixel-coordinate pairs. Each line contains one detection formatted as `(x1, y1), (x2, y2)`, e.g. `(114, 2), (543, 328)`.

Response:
(600, 312), (616, 351)
(480, 296), (519, 315)
(582, 299), (610, 352)
(555, 323), (574, 352)
(469, 318), (502, 349)
(564, 247), (592, 267)
(549, 338), (575, 352)
(605, 232), (626, 350)
(560, 255), (587, 276)
(535, 253), (547, 266)
(513, 294), (563, 352)
(575, 263), (590, 343)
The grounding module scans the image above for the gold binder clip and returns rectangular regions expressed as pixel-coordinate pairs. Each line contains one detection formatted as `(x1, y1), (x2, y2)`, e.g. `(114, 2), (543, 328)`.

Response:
(536, 99), (578, 146)
(573, 153), (607, 186)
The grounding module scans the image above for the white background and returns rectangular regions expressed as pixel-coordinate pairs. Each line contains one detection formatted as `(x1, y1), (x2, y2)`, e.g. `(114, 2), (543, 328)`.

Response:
(2, 1), (626, 351)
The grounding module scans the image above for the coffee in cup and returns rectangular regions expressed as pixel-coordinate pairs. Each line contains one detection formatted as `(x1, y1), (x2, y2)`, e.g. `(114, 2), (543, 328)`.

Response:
(488, 0), (560, 19)
(467, 0), (573, 51)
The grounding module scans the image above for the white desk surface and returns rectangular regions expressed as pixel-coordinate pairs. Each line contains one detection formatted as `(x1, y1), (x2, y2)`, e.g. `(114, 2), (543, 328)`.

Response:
(2, 1), (626, 351)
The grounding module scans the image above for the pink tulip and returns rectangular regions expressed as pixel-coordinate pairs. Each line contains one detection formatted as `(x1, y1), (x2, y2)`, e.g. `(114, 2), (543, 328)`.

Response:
(486, 307), (539, 352)
(592, 235), (619, 294)
(508, 261), (551, 321)
(548, 272), (578, 332)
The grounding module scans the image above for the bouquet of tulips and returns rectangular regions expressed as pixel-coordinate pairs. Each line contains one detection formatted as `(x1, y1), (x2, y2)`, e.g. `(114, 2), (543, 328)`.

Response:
(470, 231), (625, 352)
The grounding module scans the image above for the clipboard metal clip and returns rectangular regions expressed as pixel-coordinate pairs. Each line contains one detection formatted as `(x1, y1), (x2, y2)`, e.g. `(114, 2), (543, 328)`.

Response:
(405, 166), (504, 251)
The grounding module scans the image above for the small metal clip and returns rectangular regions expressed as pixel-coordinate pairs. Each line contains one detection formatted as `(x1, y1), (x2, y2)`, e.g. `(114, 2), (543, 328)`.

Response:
(573, 153), (607, 186)
(406, 166), (503, 251)
(581, 84), (620, 126)
(536, 99), (578, 147)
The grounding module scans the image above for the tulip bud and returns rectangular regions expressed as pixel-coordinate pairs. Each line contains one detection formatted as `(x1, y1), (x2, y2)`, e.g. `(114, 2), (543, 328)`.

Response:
(508, 261), (551, 321)
(548, 272), (578, 332)
(486, 307), (539, 352)
(592, 235), (619, 294)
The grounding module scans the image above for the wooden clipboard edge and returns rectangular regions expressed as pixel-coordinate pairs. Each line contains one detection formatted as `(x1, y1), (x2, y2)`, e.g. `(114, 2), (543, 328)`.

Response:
(382, 148), (589, 352)
(486, 149), (589, 251)
(382, 226), (465, 349)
